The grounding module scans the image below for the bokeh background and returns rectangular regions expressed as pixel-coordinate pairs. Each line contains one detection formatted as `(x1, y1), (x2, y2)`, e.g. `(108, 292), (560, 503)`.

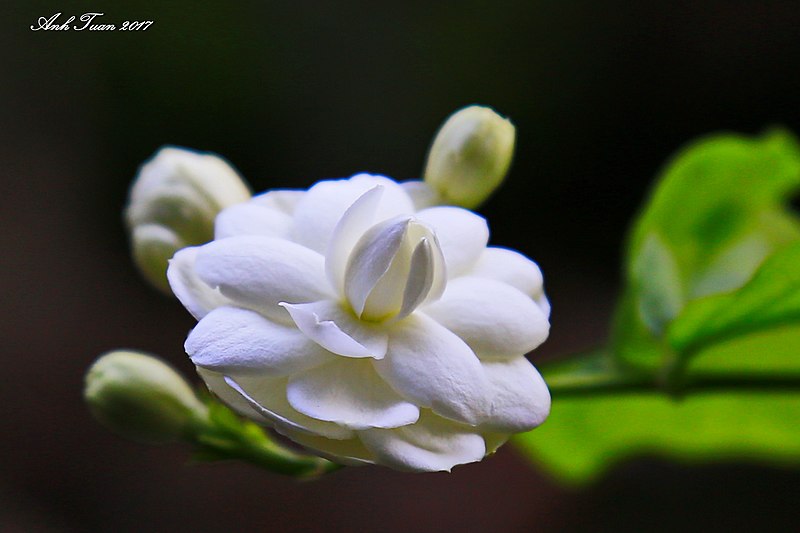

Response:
(3, 1), (800, 531)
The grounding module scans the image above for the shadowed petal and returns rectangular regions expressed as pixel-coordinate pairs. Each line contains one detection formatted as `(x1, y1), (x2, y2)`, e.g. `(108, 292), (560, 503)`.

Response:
(287, 358), (419, 430)
(276, 428), (376, 466)
(359, 411), (486, 472)
(206, 372), (353, 440)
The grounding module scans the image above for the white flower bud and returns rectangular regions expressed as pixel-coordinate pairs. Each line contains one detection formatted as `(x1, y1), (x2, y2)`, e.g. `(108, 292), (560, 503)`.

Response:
(423, 106), (515, 209)
(84, 350), (206, 443)
(126, 147), (251, 293)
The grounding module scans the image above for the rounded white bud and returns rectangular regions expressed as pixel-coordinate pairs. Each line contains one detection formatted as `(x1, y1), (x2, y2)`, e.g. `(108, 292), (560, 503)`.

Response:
(126, 147), (251, 292)
(423, 106), (515, 209)
(84, 350), (206, 443)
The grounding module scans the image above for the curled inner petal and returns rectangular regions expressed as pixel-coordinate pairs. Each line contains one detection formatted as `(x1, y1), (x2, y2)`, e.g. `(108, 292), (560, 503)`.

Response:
(344, 217), (446, 321)
(280, 300), (388, 359)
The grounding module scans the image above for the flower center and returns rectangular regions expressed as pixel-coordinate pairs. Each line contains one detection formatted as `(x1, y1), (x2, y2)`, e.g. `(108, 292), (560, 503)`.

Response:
(343, 216), (446, 322)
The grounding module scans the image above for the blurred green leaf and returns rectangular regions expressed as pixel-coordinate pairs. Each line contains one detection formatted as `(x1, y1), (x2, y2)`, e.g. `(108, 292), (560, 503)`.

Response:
(669, 242), (800, 354)
(516, 390), (800, 485)
(517, 129), (800, 483)
(615, 129), (800, 369)
(630, 233), (684, 334)
(517, 330), (800, 484)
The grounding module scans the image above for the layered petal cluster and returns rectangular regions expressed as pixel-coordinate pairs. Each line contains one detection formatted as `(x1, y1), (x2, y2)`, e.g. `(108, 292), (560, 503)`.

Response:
(168, 174), (551, 472)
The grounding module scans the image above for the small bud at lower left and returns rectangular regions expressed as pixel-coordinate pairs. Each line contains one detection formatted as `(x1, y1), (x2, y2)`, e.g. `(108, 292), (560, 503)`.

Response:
(84, 350), (206, 443)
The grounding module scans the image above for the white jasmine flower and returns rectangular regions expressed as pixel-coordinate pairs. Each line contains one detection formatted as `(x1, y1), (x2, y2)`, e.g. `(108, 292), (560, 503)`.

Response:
(168, 173), (550, 472)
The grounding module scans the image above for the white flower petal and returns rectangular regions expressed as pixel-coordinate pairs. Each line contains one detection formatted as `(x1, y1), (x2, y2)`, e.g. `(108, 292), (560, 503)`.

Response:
(291, 174), (414, 253)
(401, 180), (441, 210)
(537, 295), (551, 319)
(217, 373), (353, 439)
(375, 314), (490, 425)
(194, 236), (332, 323)
(397, 238), (436, 319)
(250, 189), (305, 215)
(469, 247), (545, 298)
(186, 306), (334, 375)
(415, 206), (489, 277)
(359, 411), (486, 472)
(276, 428), (376, 466)
(214, 203), (292, 239)
(167, 246), (230, 319)
(398, 235), (447, 318)
(287, 358), (419, 430)
(325, 186), (385, 297)
(480, 357), (551, 432)
(280, 300), (388, 359)
(423, 277), (550, 359)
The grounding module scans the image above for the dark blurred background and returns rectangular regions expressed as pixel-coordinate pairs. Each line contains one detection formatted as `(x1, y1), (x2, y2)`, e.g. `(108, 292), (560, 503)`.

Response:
(2, 1), (800, 531)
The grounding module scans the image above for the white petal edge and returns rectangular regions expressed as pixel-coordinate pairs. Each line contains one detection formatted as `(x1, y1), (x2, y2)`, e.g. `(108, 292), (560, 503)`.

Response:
(401, 180), (441, 210)
(291, 174), (415, 254)
(374, 313), (490, 425)
(167, 246), (231, 319)
(359, 411), (487, 472)
(415, 206), (489, 277)
(423, 276), (550, 359)
(280, 300), (388, 359)
(218, 373), (354, 440)
(479, 357), (551, 432)
(185, 306), (334, 375)
(194, 236), (333, 324)
(250, 189), (305, 215)
(287, 358), (420, 430)
(214, 202), (292, 240)
(469, 247), (545, 299)
(276, 427), (376, 466)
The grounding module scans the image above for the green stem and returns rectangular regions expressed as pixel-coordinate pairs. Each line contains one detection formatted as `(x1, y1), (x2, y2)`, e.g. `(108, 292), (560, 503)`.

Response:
(186, 404), (341, 478)
(545, 360), (800, 397)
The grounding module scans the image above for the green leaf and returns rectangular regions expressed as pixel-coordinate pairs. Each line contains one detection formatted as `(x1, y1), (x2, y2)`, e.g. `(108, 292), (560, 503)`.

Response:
(669, 242), (800, 354)
(515, 335), (800, 484)
(515, 130), (800, 484)
(515, 390), (800, 485)
(630, 233), (684, 334)
(615, 129), (800, 368)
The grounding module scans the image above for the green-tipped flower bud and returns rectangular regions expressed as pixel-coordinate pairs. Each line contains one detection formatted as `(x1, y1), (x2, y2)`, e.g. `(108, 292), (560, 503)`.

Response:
(423, 105), (515, 209)
(126, 147), (251, 293)
(85, 350), (206, 443)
